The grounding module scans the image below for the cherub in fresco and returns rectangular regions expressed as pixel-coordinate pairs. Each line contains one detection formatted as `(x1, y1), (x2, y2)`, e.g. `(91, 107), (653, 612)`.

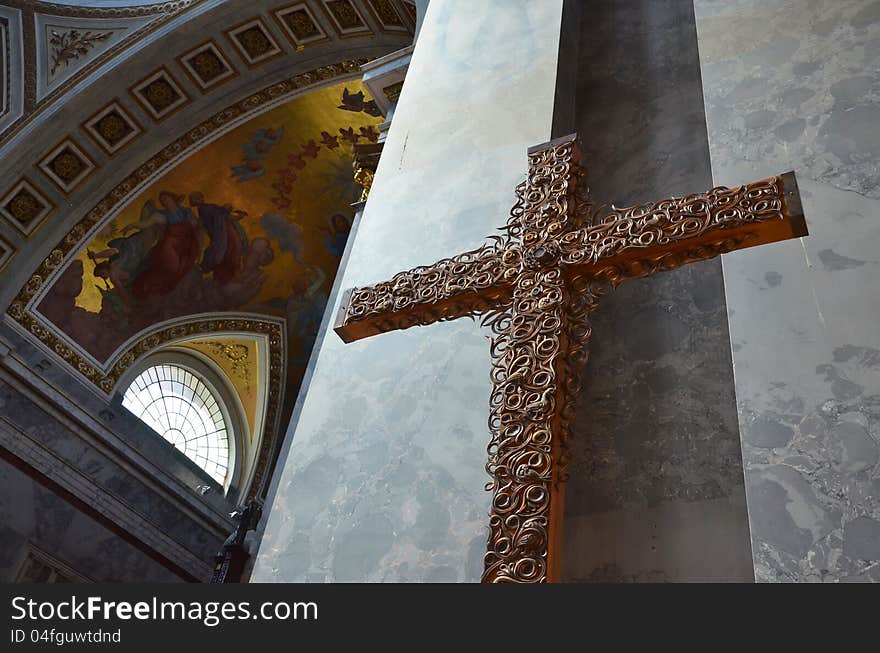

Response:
(319, 213), (352, 258)
(338, 88), (382, 117)
(260, 213), (305, 264)
(231, 127), (285, 182)
(189, 192), (249, 285)
(125, 191), (200, 299)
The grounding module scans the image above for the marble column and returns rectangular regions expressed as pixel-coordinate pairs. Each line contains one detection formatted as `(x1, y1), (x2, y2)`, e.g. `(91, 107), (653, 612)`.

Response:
(253, 0), (565, 582)
(695, 0), (880, 582)
(559, 0), (754, 582)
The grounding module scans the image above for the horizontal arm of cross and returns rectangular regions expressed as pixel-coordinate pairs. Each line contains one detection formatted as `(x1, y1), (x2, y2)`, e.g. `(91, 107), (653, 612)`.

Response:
(558, 172), (807, 283)
(334, 245), (520, 343)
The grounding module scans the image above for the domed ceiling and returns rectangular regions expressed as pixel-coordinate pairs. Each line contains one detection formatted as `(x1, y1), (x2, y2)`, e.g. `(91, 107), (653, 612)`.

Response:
(0, 0), (415, 501)
(36, 77), (382, 392)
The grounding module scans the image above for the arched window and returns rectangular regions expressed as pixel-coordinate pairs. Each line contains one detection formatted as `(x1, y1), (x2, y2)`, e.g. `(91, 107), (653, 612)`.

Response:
(122, 364), (230, 484)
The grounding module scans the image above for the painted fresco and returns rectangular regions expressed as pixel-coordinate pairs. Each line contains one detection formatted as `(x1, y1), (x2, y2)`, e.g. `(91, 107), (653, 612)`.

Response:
(38, 80), (382, 375)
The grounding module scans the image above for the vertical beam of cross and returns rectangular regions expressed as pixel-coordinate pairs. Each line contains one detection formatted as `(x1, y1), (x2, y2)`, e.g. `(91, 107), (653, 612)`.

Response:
(480, 138), (593, 582)
(334, 134), (807, 582)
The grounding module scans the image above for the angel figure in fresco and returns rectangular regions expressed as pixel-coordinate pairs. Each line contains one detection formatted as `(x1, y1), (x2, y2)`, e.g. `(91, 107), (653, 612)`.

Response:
(231, 127), (285, 182)
(86, 218), (163, 314)
(319, 213), (352, 258)
(338, 88), (382, 117)
(127, 191), (201, 299)
(189, 192), (249, 285)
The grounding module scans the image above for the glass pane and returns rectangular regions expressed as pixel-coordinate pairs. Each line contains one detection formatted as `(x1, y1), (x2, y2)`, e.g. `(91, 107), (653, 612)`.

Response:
(122, 364), (230, 484)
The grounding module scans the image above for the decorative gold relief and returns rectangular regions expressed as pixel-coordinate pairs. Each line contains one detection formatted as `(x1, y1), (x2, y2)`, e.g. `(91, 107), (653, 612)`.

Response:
(178, 40), (235, 92)
(205, 341), (252, 390)
(352, 141), (382, 202)
(48, 28), (113, 76)
(365, 0), (409, 32)
(178, 336), (261, 440)
(82, 100), (142, 156)
(321, 0), (371, 36)
(130, 68), (189, 121)
(37, 138), (96, 195)
(382, 81), (403, 103)
(226, 18), (283, 66)
(275, 3), (330, 48)
(334, 134), (808, 582)
(0, 177), (54, 236)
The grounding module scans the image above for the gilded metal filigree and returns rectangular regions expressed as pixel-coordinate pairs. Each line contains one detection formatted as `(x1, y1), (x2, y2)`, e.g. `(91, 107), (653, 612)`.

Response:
(334, 133), (807, 583)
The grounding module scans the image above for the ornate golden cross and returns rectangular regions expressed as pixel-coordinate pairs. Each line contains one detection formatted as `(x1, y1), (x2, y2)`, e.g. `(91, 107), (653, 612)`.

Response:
(333, 134), (807, 583)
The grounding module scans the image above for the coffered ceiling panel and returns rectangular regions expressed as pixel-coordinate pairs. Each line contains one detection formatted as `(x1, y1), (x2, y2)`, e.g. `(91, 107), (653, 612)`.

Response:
(34, 12), (158, 101)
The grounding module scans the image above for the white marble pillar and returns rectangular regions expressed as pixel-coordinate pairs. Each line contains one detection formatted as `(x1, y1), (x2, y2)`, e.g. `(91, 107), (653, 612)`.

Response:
(253, 0), (565, 582)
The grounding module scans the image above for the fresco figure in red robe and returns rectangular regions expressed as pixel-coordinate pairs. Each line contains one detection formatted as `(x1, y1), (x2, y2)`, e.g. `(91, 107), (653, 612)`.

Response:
(190, 192), (248, 285)
(128, 191), (200, 299)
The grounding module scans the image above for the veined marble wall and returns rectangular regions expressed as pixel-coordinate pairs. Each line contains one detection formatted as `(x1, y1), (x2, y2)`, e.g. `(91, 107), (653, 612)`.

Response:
(560, 0), (753, 582)
(0, 456), (180, 582)
(253, 0), (564, 582)
(695, 0), (880, 582)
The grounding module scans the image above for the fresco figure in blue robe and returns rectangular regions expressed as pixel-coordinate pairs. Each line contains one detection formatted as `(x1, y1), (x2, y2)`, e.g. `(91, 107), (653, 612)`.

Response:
(231, 127), (284, 182)
(87, 217), (163, 315)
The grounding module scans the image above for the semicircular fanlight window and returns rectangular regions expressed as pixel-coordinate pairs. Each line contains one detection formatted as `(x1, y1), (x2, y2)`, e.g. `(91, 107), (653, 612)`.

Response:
(122, 364), (229, 484)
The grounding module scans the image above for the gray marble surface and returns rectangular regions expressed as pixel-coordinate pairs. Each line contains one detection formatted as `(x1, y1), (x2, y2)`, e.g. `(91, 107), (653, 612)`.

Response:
(560, 0), (753, 582)
(0, 375), (223, 563)
(252, 0), (565, 582)
(695, 0), (880, 582)
(0, 456), (179, 582)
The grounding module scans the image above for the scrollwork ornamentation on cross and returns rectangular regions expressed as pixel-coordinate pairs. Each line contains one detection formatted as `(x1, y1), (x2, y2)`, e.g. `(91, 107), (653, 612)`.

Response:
(334, 133), (807, 582)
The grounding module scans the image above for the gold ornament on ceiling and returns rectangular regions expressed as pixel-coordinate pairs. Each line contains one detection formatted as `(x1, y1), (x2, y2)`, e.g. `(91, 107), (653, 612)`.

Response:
(286, 9), (321, 40)
(326, 1), (364, 30)
(203, 340), (252, 393)
(49, 29), (113, 76)
(0, 178), (54, 236)
(368, 0), (404, 27)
